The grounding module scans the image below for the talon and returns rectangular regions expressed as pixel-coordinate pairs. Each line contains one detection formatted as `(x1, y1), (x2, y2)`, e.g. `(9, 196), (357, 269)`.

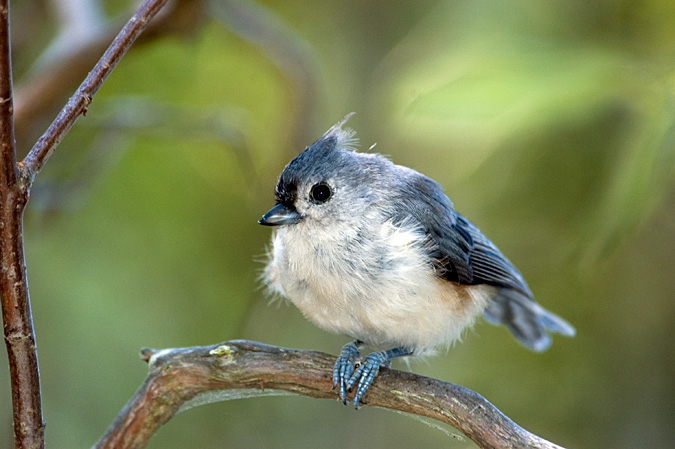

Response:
(333, 343), (413, 408)
(351, 357), (381, 407)
(333, 340), (363, 404)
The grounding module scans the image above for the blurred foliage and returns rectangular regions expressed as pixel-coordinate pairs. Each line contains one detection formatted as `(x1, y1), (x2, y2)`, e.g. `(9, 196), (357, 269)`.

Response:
(2, 0), (675, 448)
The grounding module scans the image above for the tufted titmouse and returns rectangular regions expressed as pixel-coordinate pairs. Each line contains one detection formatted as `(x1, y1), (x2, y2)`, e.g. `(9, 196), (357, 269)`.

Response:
(259, 113), (575, 408)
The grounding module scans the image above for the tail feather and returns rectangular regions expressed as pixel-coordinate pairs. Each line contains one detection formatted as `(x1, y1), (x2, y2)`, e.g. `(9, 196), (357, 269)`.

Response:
(483, 289), (575, 352)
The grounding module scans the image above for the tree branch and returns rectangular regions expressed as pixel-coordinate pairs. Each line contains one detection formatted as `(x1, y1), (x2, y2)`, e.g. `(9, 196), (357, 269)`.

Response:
(94, 340), (566, 449)
(0, 0), (14, 184)
(0, 1), (45, 448)
(20, 0), (170, 186)
(1, 1), (171, 448)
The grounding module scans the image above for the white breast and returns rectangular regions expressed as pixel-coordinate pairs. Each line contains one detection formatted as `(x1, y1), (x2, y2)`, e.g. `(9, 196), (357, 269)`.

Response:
(263, 219), (493, 354)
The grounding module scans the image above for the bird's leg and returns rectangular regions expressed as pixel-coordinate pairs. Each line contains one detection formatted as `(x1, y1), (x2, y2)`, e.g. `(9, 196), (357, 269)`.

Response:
(332, 340), (364, 404)
(347, 346), (413, 409)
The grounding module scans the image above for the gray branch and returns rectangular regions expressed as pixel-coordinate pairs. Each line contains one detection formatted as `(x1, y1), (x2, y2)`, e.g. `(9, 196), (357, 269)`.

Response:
(93, 340), (567, 449)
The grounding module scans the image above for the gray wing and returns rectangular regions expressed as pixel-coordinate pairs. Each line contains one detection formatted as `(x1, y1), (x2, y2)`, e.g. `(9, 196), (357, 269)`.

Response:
(449, 214), (533, 296)
(394, 172), (575, 351)
(395, 172), (530, 294)
(448, 215), (576, 351)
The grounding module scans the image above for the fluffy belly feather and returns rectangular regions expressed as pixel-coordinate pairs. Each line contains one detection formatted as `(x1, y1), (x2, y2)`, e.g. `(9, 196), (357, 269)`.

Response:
(263, 222), (494, 353)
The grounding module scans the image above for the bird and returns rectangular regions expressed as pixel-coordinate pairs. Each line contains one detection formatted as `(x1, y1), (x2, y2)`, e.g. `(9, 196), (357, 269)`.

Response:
(258, 113), (575, 408)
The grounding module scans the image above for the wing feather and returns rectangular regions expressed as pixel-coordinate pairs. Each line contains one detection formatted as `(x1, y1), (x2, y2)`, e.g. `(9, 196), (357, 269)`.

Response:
(389, 166), (575, 351)
(393, 171), (531, 297)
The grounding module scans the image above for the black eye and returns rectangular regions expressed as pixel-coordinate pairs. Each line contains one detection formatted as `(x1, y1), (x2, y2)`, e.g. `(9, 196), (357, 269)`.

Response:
(310, 183), (332, 203)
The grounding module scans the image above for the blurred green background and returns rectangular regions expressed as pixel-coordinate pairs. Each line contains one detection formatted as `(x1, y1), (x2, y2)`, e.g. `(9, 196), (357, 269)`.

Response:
(3, 0), (675, 448)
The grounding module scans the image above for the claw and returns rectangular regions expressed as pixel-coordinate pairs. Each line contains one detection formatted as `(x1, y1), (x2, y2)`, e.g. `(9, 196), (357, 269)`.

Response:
(350, 355), (382, 408)
(332, 341), (363, 404)
(333, 343), (413, 408)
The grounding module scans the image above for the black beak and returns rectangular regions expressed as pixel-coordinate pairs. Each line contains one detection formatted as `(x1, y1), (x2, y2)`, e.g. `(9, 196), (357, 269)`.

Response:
(258, 203), (301, 226)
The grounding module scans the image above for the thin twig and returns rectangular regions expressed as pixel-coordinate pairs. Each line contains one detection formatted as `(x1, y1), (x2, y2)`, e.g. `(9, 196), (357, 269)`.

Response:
(0, 1), (45, 448)
(94, 340), (567, 449)
(0, 0), (14, 183)
(21, 0), (170, 185)
(1, 1), (170, 448)
(14, 0), (205, 153)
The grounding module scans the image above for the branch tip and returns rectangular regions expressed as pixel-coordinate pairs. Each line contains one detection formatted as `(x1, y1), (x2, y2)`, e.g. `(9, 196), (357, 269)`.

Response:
(139, 348), (156, 363)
